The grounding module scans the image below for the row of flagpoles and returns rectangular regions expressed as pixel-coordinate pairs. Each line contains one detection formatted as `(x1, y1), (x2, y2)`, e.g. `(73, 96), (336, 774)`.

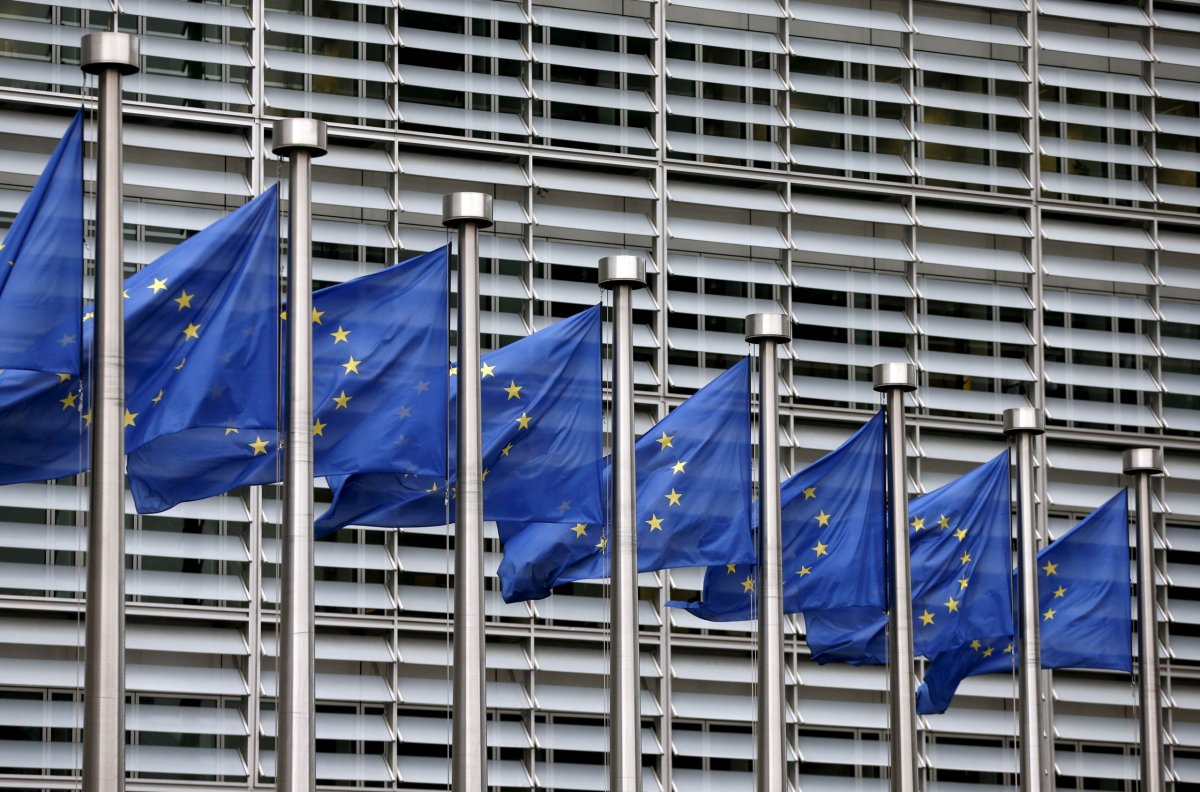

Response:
(0, 30), (1171, 792)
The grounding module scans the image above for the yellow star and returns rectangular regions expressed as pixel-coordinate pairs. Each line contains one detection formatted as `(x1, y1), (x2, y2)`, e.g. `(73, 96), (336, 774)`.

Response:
(123, 290), (129, 299)
(311, 307), (325, 325)
(173, 290), (194, 311)
(480, 362), (496, 378)
(225, 428), (239, 435)
(332, 390), (352, 409)
(1054, 586), (1067, 598)
(1042, 561), (1058, 576)
(124, 409), (138, 427)
(982, 646), (995, 657)
(797, 566), (812, 576)
(249, 435), (270, 455)
(1043, 607), (1056, 621)
(645, 514), (664, 531)
(741, 576), (755, 593)
(426, 481), (439, 493)
(501, 443), (514, 457)
(175, 357), (187, 370)
(596, 534), (608, 551)
(56, 373), (71, 382)
(815, 511), (831, 527)
(970, 639), (982, 651)
(1004, 644), (1014, 654)
(516, 412), (532, 429)
(571, 523), (587, 538)
(937, 514), (950, 529)
(148, 277), (168, 293)
(449, 365), (458, 376)
(954, 528), (968, 541)
(911, 516), (925, 531)
(665, 489), (682, 507)
(671, 459), (687, 474)
(481, 468), (491, 482)
(182, 322), (201, 341)
(919, 610), (935, 626)
(958, 576), (969, 590)
(944, 596), (960, 613)
(342, 355), (362, 375)
(312, 419), (326, 437)
(59, 391), (78, 410)
(960, 552), (972, 565)
(504, 380), (523, 400)
(82, 409), (92, 426)
(330, 326), (350, 343)
(82, 312), (93, 322)
(803, 486), (816, 500)
(813, 541), (829, 557)
(656, 431), (674, 450)
(151, 390), (164, 404)
(280, 310), (287, 321)
(726, 563), (736, 574)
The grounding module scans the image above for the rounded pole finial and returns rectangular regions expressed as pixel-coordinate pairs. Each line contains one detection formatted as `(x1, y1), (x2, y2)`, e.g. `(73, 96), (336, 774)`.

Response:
(597, 255), (647, 290)
(271, 118), (328, 158)
(80, 32), (140, 76)
(744, 312), (790, 344)
(872, 362), (917, 393)
(442, 192), (494, 229)
(1123, 447), (1164, 476)
(1003, 407), (1045, 436)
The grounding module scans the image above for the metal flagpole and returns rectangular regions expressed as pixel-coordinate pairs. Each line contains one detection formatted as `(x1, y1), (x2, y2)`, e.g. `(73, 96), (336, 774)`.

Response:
(80, 32), (138, 792)
(872, 362), (918, 792)
(272, 118), (327, 792)
(745, 313), (791, 792)
(599, 255), (647, 792)
(442, 192), (493, 792)
(1124, 447), (1165, 792)
(1004, 407), (1052, 792)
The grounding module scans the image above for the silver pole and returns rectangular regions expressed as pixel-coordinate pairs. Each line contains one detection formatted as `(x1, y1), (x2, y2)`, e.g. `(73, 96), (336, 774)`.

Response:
(1124, 447), (1165, 792)
(872, 362), (918, 792)
(1004, 407), (1052, 792)
(599, 255), (647, 792)
(80, 32), (138, 792)
(443, 192), (494, 792)
(746, 313), (791, 792)
(272, 118), (327, 792)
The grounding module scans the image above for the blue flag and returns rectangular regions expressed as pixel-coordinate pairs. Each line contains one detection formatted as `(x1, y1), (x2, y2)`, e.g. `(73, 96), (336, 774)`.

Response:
(130, 244), (449, 513)
(0, 111), (83, 374)
(496, 357), (754, 603)
(803, 451), (1013, 664)
(315, 305), (603, 537)
(669, 412), (888, 622)
(0, 186), (279, 489)
(917, 489), (1132, 714)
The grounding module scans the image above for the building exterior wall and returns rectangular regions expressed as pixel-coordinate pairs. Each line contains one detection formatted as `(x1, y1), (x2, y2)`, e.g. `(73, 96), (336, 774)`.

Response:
(1, 0), (1199, 788)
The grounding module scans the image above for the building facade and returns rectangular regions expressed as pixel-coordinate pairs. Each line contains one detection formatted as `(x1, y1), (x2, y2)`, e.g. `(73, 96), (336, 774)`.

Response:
(2, 0), (1199, 788)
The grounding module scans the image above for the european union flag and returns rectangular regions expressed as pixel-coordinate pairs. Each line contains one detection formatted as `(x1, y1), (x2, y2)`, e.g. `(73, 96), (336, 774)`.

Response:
(669, 412), (887, 622)
(0, 185), (279, 488)
(0, 111), (83, 374)
(917, 489), (1132, 715)
(130, 244), (449, 513)
(496, 357), (754, 603)
(314, 304), (603, 537)
(804, 451), (1012, 664)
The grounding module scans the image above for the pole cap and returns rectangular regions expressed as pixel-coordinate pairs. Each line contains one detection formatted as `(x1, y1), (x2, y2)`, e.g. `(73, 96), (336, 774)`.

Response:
(271, 118), (328, 158)
(1002, 407), (1045, 436)
(872, 362), (917, 393)
(598, 255), (647, 290)
(1123, 447), (1164, 475)
(744, 312), (790, 344)
(442, 192), (494, 229)
(80, 32), (140, 76)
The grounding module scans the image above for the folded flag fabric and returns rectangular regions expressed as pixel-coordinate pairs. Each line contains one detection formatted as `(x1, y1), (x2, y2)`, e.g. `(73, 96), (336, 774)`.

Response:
(315, 304), (603, 537)
(497, 357), (754, 603)
(669, 412), (887, 622)
(917, 489), (1132, 715)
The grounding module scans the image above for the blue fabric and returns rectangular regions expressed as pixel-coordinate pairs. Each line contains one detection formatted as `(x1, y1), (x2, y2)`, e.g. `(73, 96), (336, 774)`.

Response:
(130, 244), (450, 513)
(497, 357), (754, 603)
(917, 489), (1133, 715)
(668, 412), (888, 622)
(0, 187), (279, 489)
(804, 451), (1013, 665)
(315, 305), (603, 537)
(0, 111), (83, 374)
